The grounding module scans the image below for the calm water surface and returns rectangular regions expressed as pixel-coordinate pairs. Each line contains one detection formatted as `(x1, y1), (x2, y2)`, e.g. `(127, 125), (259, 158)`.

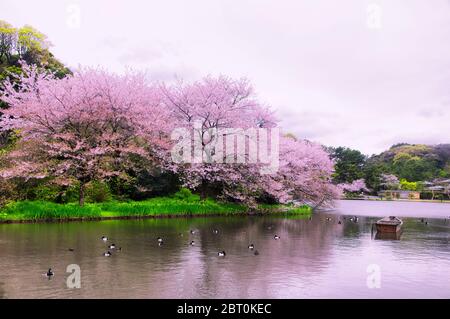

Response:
(0, 200), (449, 298)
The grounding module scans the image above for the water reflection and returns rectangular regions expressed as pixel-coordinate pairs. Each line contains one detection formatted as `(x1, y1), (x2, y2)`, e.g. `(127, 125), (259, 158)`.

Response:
(0, 201), (449, 298)
(375, 231), (402, 240)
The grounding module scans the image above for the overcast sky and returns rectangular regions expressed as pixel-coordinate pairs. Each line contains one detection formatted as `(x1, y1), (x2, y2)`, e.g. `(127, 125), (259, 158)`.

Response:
(1, 0), (450, 155)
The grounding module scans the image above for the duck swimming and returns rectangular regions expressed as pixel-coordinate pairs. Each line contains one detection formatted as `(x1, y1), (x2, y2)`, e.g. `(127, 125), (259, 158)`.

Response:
(274, 235), (280, 240)
(190, 230), (196, 235)
(101, 236), (108, 242)
(108, 244), (116, 249)
(46, 268), (54, 277)
(217, 251), (226, 257)
(190, 241), (195, 246)
(157, 237), (163, 243)
(213, 229), (219, 234)
(103, 251), (112, 257)
(248, 244), (255, 250)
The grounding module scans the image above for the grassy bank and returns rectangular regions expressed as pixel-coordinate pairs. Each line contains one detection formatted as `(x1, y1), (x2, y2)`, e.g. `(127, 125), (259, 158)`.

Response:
(0, 197), (311, 223)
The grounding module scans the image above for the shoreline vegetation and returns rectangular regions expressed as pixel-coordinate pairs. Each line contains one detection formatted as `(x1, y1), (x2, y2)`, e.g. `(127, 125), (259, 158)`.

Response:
(0, 198), (312, 224)
(342, 197), (450, 204)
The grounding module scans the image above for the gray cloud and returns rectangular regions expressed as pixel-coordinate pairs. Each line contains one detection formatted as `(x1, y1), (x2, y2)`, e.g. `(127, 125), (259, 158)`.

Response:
(118, 47), (163, 65)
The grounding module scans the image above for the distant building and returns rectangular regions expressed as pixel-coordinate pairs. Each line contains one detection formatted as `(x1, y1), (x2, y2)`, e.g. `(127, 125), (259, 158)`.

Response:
(379, 178), (450, 200)
(423, 178), (450, 200)
(378, 190), (421, 200)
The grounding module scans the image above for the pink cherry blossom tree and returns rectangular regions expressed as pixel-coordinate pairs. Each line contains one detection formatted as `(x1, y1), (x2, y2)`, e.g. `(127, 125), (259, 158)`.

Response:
(1, 66), (341, 208)
(0, 64), (168, 205)
(161, 76), (277, 202)
(162, 76), (339, 207)
(380, 173), (400, 190)
(339, 179), (369, 194)
(268, 136), (342, 207)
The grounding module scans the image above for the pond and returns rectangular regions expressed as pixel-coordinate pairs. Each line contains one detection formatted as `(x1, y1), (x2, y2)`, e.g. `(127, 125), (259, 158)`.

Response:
(0, 200), (449, 298)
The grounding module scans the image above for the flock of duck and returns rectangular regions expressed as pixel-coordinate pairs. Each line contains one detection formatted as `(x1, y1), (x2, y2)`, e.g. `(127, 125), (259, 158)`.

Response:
(43, 216), (362, 278)
(101, 236), (122, 256)
(324, 216), (359, 223)
(147, 228), (277, 257)
(39, 214), (450, 279)
(43, 227), (283, 278)
(43, 214), (447, 278)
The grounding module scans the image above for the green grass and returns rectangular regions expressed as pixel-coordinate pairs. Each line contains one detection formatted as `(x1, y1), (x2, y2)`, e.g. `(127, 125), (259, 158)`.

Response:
(258, 203), (312, 215)
(0, 201), (102, 221)
(0, 198), (311, 222)
(97, 198), (246, 217)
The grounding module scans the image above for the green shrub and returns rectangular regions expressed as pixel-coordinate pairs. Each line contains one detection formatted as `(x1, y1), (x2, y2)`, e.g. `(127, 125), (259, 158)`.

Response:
(32, 183), (79, 203)
(400, 178), (418, 191)
(173, 188), (200, 202)
(85, 181), (112, 203)
(33, 184), (61, 202)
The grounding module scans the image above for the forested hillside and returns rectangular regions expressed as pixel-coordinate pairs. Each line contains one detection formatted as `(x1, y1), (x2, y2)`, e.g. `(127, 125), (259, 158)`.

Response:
(368, 143), (450, 182)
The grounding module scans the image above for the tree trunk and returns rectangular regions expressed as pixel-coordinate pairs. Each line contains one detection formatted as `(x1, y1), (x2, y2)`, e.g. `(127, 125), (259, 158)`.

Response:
(79, 183), (85, 206)
(199, 182), (208, 200)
